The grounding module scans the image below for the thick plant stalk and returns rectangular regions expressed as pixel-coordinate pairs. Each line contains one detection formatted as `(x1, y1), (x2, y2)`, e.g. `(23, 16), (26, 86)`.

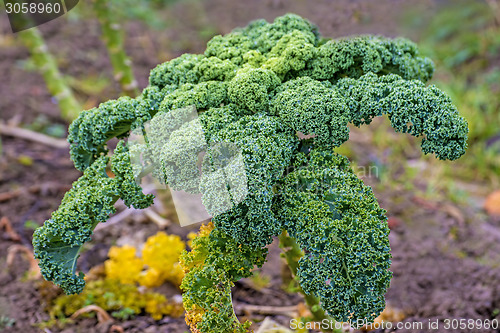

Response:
(486, 0), (500, 26)
(279, 230), (338, 333)
(92, 0), (139, 97)
(18, 28), (80, 121)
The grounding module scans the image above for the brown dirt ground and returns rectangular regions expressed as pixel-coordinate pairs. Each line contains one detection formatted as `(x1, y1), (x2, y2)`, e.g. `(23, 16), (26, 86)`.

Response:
(1, 1), (500, 332)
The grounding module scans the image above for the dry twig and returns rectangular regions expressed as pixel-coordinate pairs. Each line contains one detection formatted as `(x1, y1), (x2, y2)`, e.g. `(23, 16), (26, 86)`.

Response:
(70, 305), (112, 323)
(109, 325), (124, 333)
(0, 216), (21, 241)
(412, 196), (465, 226)
(144, 207), (171, 228)
(0, 183), (71, 203)
(0, 123), (69, 149)
(234, 303), (298, 317)
(6, 244), (41, 279)
(94, 208), (137, 231)
(94, 185), (171, 231)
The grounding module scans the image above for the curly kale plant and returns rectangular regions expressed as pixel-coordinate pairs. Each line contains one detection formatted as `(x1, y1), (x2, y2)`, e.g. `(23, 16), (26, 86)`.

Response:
(33, 14), (468, 332)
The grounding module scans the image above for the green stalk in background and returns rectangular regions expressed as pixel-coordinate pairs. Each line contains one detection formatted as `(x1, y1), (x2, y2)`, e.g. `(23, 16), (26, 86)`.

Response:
(18, 28), (81, 122)
(92, 0), (139, 97)
(485, 0), (500, 26)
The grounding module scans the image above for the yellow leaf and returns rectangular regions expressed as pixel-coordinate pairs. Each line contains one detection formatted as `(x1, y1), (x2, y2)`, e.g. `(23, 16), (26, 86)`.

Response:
(484, 190), (500, 216)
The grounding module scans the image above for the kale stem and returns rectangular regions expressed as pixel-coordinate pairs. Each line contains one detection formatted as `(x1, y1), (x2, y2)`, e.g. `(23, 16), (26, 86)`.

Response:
(278, 230), (340, 333)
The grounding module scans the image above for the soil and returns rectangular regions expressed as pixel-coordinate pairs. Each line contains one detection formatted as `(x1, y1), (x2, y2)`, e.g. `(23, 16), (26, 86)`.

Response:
(1, 1), (500, 333)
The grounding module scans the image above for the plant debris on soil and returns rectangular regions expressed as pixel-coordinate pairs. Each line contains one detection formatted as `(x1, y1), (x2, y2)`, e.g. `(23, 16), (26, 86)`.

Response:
(1, 1), (500, 332)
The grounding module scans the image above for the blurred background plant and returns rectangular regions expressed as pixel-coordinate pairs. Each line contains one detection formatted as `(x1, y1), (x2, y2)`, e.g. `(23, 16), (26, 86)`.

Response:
(417, 0), (500, 185)
(341, 0), (500, 205)
(67, 0), (181, 30)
